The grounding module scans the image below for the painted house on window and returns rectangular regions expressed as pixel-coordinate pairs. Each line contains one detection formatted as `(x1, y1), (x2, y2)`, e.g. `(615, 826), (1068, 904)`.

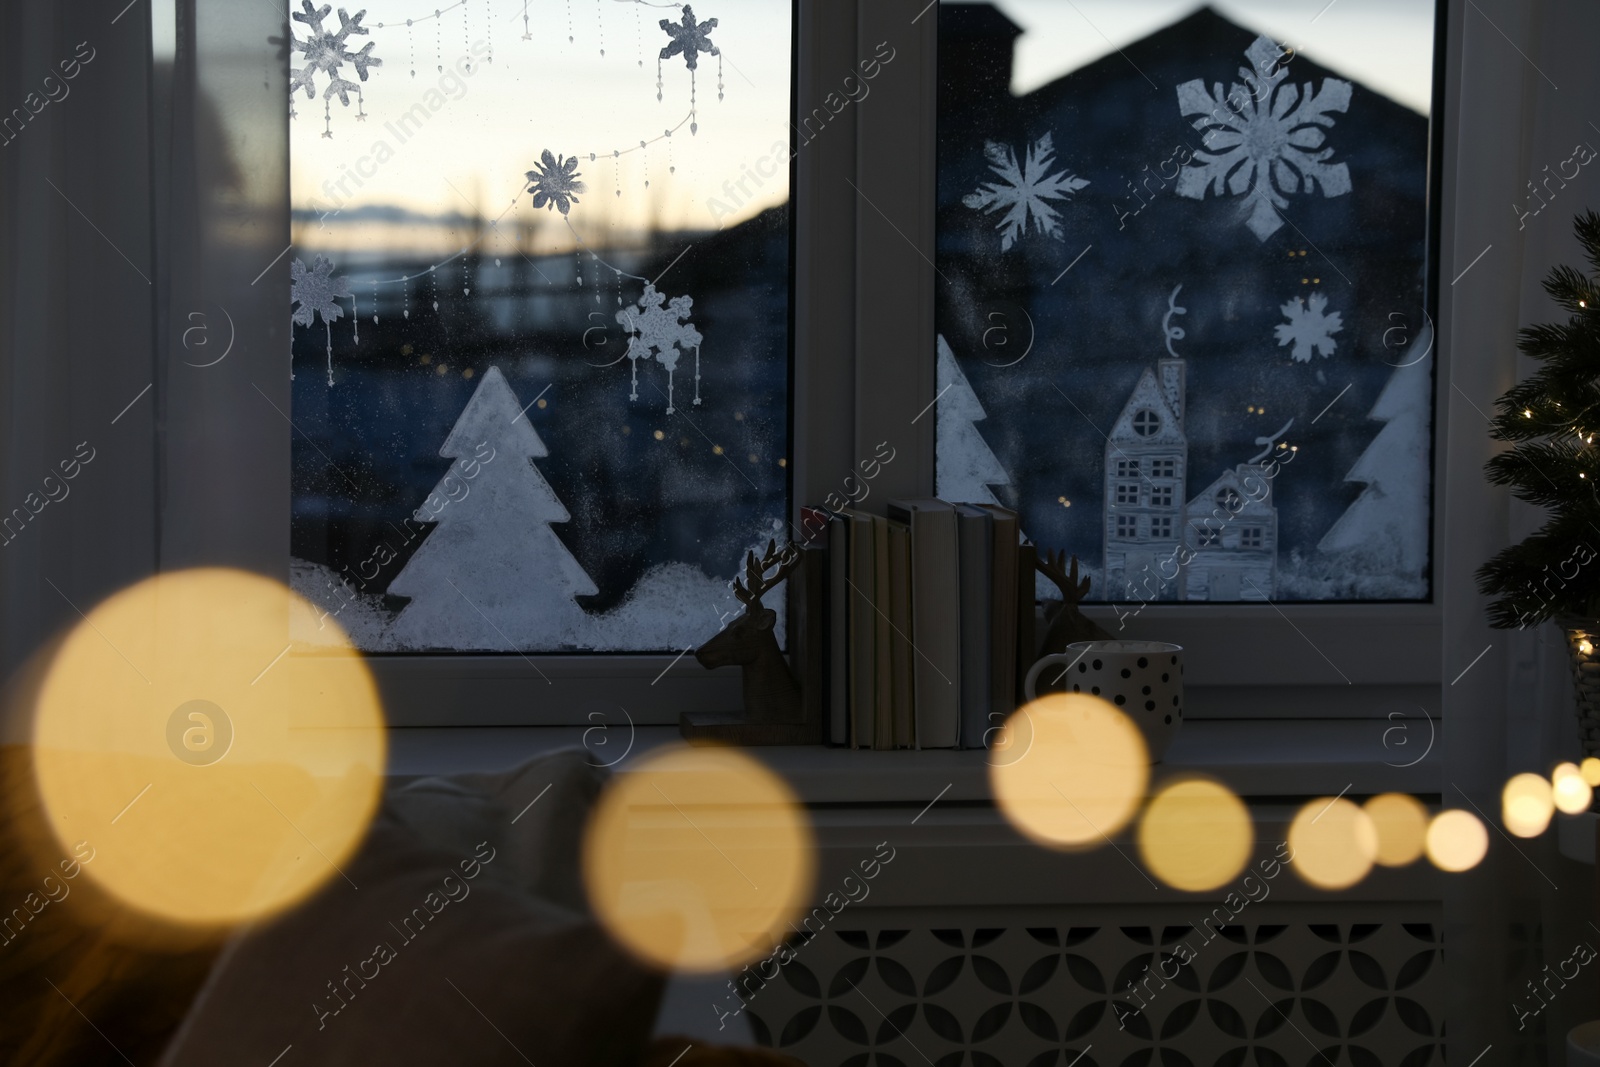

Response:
(1181, 467), (1277, 600)
(1103, 347), (1278, 601)
(1104, 356), (1188, 598)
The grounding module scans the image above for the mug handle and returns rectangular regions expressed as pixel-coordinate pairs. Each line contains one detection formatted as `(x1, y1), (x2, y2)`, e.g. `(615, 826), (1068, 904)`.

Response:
(1024, 651), (1082, 702)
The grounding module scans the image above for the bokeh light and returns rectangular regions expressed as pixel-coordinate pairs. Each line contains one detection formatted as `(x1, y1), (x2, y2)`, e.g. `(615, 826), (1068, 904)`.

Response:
(989, 693), (1149, 850)
(1137, 778), (1252, 891)
(1426, 809), (1489, 872)
(1502, 773), (1555, 837)
(1581, 757), (1600, 787)
(1363, 793), (1428, 867)
(583, 743), (814, 972)
(1552, 762), (1594, 815)
(1288, 797), (1378, 890)
(31, 568), (385, 927)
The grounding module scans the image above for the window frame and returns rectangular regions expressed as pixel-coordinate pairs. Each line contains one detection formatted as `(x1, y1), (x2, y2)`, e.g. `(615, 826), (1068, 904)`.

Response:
(182, 0), (1452, 726)
(289, 1), (813, 726)
(896, 0), (1450, 700)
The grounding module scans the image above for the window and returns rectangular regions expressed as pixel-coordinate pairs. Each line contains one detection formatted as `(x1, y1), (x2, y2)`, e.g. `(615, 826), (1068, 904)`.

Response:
(1149, 459), (1176, 479)
(934, 0), (1438, 604)
(1115, 515), (1138, 538)
(1149, 485), (1173, 507)
(1114, 482), (1139, 506)
(1195, 526), (1221, 548)
(1240, 527), (1265, 550)
(287, 5), (795, 653)
(1151, 517), (1173, 539)
(1116, 459), (1140, 477)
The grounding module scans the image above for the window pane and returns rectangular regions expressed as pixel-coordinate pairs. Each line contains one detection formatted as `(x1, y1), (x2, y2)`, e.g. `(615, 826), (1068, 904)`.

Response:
(935, 1), (1436, 603)
(287, 2), (793, 651)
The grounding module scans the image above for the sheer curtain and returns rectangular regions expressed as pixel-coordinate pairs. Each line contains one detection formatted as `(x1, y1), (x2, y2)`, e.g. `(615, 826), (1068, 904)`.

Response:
(0, 0), (287, 699)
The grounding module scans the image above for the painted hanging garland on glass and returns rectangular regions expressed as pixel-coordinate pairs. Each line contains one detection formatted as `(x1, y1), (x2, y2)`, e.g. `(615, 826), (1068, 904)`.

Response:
(286, 1), (381, 137)
(657, 4), (721, 135)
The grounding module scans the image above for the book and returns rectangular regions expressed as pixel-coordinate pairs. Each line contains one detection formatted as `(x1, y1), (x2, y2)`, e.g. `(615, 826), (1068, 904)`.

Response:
(842, 508), (876, 748)
(953, 505), (994, 749)
(797, 507), (833, 745)
(978, 504), (1020, 739)
(886, 518), (914, 747)
(794, 540), (828, 744)
(886, 498), (960, 748)
(871, 514), (893, 751)
(1016, 542), (1037, 705)
(827, 513), (850, 745)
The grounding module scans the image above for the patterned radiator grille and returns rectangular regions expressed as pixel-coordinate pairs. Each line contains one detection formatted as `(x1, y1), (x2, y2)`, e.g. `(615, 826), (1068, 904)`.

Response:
(738, 921), (1443, 1067)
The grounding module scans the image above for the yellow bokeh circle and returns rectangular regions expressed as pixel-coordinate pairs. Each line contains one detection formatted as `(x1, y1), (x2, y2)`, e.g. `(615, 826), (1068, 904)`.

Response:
(31, 568), (385, 927)
(1137, 778), (1252, 891)
(1426, 809), (1488, 872)
(1581, 757), (1600, 788)
(583, 743), (814, 972)
(1288, 797), (1378, 890)
(989, 693), (1149, 850)
(1362, 793), (1428, 867)
(1552, 763), (1594, 815)
(1502, 772), (1555, 837)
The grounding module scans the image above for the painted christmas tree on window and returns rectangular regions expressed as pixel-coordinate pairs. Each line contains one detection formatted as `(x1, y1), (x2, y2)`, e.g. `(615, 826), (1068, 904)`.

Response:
(935, 334), (1011, 505)
(1317, 334), (1433, 595)
(387, 366), (598, 651)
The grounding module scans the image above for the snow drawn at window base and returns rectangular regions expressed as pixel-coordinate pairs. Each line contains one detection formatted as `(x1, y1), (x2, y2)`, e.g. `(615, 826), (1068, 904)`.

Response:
(933, 4), (1435, 604)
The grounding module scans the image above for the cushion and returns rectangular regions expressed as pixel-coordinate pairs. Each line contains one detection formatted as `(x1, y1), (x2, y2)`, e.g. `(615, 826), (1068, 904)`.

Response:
(159, 747), (664, 1067)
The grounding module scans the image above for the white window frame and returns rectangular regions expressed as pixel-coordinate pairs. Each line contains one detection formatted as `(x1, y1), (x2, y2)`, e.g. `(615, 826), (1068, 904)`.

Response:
(843, 0), (1452, 715)
(118, 0), (1471, 728)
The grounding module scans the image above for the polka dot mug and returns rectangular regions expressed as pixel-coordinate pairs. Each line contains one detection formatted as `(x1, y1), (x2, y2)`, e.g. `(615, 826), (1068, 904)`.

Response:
(1023, 640), (1184, 762)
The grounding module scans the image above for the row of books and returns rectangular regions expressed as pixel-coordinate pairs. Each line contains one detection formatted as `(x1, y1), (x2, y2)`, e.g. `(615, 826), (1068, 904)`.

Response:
(791, 500), (1036, 749)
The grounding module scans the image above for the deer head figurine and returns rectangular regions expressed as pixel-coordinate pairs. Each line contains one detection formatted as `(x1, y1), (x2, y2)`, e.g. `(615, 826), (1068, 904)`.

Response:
(1037, 548), (1115, 660)
(694, 540), (804, 724)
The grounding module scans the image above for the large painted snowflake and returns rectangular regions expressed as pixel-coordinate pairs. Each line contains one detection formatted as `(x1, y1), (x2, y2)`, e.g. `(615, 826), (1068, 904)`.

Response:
(288, 2), (380, 109)
(1175, 36), (1351, 241)
(617, 283), (703, 413)
(291, 255), (354, 384)
(961, 132), (1089, 253)
(1274, 291), (1343, 362)
(659, 5), (720, 71)
(526, 150), (586, 216)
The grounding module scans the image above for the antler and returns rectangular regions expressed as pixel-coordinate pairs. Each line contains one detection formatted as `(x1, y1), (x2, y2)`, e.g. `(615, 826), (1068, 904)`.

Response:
(1036, 547), (1091, 604)
(733, 539), (802, 609)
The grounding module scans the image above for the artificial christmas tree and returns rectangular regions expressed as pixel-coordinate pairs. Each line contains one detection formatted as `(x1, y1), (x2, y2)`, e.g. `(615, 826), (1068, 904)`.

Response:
(1477, 211), (1600, 750)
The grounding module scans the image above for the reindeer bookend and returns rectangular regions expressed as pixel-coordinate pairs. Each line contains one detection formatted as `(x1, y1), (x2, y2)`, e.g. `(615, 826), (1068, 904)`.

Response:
(680, 540), (818, 746)
(1036, 548), (1115, 660)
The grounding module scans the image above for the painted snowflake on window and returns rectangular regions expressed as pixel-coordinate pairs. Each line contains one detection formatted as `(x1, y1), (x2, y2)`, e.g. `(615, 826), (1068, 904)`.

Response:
(1175, 36), (1351, 241)
(617, 283), (703, 413)
(291, 255), (354, 384)
(525, 150), (586, 216)
(659, 5), (720, 71)
(1274, 291), (1343, 362)
(287, 2), (380, 136)
(961, 132), (1090, 252)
